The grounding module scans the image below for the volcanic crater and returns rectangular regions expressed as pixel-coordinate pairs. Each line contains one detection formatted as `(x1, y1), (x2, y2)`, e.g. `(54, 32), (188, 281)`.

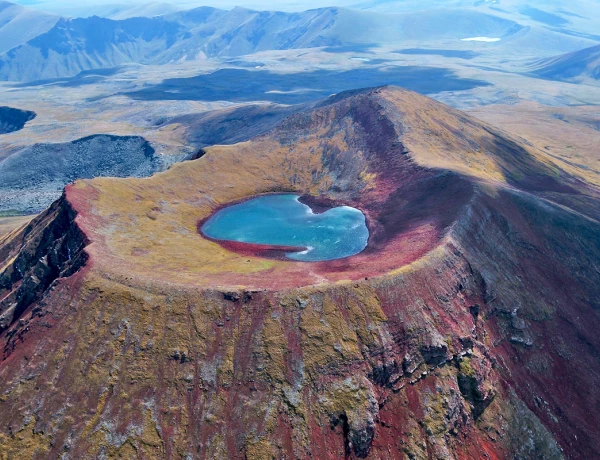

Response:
(64, 86), (478, 290)
(1, 86), (600, 459)
(198, 193), (370, 262)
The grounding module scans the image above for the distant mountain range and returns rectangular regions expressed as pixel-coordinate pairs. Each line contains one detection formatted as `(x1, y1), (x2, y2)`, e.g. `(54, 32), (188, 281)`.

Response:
(532, 44), (600, 82)
(0, 1), (597, 82)
(46, 2), (180, 20)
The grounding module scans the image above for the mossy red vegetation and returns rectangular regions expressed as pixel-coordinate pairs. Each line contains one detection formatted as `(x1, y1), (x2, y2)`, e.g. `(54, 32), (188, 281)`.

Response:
(0, 86), (599, 458)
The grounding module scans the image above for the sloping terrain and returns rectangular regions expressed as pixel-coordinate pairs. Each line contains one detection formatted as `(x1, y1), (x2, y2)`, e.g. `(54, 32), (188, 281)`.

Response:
(0, 215), (34, 239)
(0, 86), (599, 458)
(0, 4), (552, 82)
(125, 66), (491, 104)
(532, 43), (600, 82)
(360, 0), (600, 36)
(0, 1), (58, 54)
(0, 15), (189, 82)
(0, 106), (35, 134)
(0, 134), (163, 214)
(468, 101), (600, 187)
(166, 102), (308, 149)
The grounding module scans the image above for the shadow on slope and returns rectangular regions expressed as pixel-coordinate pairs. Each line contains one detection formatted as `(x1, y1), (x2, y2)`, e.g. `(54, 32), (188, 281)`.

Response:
(12, 67), (125, 88)
(167, 103), (308, 149)
(519, 7), (569, 27)
(124, 67), (491, 104)
(394, 48), (480, 59)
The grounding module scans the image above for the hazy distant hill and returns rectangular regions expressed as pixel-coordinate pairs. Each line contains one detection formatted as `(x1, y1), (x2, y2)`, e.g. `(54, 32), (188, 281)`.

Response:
(0, 2), (596, 82)
(360, 0), (600, 43)
(53, 2), (180, 20)
(0, 15), (189, 82)
(0, 1), (58, 54)
(0, 4), (526, 82)
(532, 44), (600, 82)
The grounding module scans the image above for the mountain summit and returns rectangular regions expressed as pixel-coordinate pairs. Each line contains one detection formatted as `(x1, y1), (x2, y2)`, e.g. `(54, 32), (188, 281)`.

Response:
(0, 86), (599, 458)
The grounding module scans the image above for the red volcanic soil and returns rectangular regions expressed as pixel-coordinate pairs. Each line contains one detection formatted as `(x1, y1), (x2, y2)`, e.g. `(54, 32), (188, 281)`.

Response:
(208, 239), (307, 260)
(192, 114), (475, 287)
(199, 198), (467, 292)
(297, 194), (346, 214)
(193, 167), (473, 288)
(1, 87), (600, 459)
(199, 187), (452, 265)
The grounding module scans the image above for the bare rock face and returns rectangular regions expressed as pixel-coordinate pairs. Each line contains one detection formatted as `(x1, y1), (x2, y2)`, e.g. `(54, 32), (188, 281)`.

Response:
(0, 195), (88, 335)
(0, 86), (598, 458)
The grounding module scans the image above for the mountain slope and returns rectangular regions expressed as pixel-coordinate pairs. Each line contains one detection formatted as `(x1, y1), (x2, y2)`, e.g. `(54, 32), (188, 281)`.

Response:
(0, 6), (529, 82)
(162, 6), (524, 60)
(0, 15), (189, 82)
(0, 2), (596, 82)
(358, 0), (600, 36)
(0, 1), (58, 54)
(0, 86), (599, 458)
(532, 43), (600, 82)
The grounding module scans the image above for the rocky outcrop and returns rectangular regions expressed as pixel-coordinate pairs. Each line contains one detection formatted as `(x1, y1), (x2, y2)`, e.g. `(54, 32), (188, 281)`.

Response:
(0, 134), (165, 213)
(0, 106), (35, 134)
(0, 194), (88, 337)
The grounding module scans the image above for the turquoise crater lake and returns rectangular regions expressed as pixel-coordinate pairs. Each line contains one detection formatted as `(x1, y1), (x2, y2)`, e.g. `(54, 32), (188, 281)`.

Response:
(201, 194), (369, 262)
